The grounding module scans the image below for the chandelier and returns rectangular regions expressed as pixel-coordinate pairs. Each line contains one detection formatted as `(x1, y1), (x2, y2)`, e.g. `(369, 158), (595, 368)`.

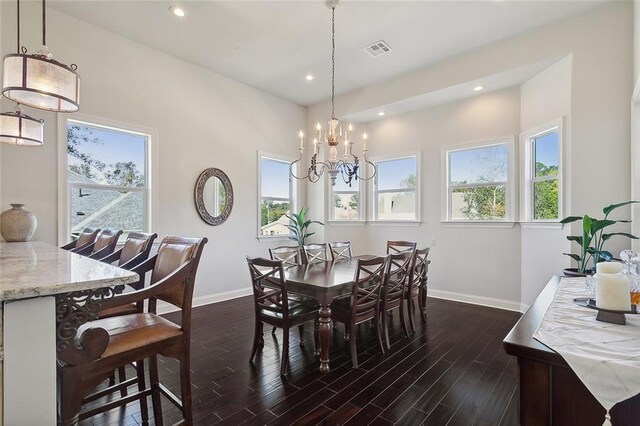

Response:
(2, 0), (80, 113)
(290, 0), (375, 187)
(0, 106), (44, 147)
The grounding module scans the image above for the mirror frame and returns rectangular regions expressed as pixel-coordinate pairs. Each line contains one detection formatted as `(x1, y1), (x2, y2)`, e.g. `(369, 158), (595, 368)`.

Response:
(194, 168), (234, 226)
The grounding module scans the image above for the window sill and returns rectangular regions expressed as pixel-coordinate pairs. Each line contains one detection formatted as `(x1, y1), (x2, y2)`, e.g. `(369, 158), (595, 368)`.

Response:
(327, 220), (366, 226)
(369, 220), (422, 227)
(519, 221), (564, 229)
(257, 235), (293, 242)
(441, 221), (516, 229)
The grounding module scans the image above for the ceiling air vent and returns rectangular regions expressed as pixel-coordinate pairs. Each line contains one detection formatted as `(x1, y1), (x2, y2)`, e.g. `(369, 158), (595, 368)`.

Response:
(364, 40), (392, 58)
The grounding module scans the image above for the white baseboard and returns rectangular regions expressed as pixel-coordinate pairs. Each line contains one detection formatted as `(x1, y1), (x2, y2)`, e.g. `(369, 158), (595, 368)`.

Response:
(157, 287), (252, 315)
(428, 288), (523, 313)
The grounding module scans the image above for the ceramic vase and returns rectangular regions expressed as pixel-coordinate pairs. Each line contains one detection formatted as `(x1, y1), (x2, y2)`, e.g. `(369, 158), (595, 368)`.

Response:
(0, 204), (37, 242)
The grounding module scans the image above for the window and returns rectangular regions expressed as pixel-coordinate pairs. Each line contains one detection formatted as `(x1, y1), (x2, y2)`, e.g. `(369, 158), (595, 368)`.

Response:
(64, 119), (151, 241)
(330, 177), (362, 221)
(521, 120), (562, 222)
(258, 153), (296, 237)
(444, 139), (513, 221)
(373, 155), (419, 221)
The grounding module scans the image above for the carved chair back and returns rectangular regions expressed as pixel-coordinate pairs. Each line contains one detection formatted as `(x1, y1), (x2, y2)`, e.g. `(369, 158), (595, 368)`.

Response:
(408, 247), (430, 297)
(383, 251), (414, 308)
(303, 243), (330, 264)
(247, 257), (290, 318)
(118, 232), (157, 267)
(269, 245), (302, 267)
(329, 241), (352, 261)
(89, 229), (123, 258)
(349, 256), (389, 319)
(386, 240), (417, 255)
(63, 228), (100, 252)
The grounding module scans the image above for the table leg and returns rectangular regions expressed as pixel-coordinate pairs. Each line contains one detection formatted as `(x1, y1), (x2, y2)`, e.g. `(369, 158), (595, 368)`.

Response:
(318, 304), (332, 373)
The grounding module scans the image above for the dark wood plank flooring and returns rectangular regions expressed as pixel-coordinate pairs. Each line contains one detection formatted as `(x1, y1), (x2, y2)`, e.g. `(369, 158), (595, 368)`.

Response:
(83, 295), (521, 426)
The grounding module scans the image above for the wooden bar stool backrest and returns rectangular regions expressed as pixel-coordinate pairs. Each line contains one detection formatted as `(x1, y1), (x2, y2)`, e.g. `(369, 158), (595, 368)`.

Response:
(409, 247), (430, 295)
(386, 240), (417, 254)
(329, 241), (352, 261)
(90, 229), (123, 258)
(247, 257), (289, 316)
(269, 245), (302, 267)
(63, 227), (100, 252)
(350, 256), (389, 320)
(118, 232), (158, 267)
(303, 243), (330, 264)
(384, 251), (414, 305)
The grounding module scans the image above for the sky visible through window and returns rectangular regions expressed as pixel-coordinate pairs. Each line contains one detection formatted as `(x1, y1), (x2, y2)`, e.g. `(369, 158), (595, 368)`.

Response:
(261, 158), (290, 199)
(450, 144), (508, 184)
(534, 131), (559, 170)
(377, 157), (417, 190)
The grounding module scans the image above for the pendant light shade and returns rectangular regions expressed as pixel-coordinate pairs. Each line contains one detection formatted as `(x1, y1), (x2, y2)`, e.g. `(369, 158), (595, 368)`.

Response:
(3, 52), (80, 113)
(0, 110), (44, 147)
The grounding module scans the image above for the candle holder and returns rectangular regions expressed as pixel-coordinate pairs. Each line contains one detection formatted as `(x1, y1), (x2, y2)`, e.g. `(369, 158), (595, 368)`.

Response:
(573, 297), (638, 325)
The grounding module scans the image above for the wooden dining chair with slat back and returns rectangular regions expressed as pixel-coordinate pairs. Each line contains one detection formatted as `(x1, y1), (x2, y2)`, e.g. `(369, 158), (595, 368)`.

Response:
(78, 229), (123, 259)
(269, 245), (302, 267)
(380, 250), (414, 350)
(329, 241), (352, 261)
(330, 255), (389, 368)
(386, 240), (417, 254)
(57, 236), (207, 426)
(407, 247), (431, 329)
(247, 257), (319, 376)
(60, 228), (101, 253)
(302, 243), (331, 264)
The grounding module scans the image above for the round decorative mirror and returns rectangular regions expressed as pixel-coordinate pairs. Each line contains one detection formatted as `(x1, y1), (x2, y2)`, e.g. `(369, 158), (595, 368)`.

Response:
(194, 168), (233, 225)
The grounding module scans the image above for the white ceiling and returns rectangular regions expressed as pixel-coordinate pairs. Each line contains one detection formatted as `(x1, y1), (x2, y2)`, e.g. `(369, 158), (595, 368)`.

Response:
(48, 0), (607, 106)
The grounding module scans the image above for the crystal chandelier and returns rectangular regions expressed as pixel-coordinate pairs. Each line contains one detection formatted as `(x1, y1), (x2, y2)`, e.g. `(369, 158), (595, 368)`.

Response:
(2, 0), (80, 113)
(290, 0), (375, 187)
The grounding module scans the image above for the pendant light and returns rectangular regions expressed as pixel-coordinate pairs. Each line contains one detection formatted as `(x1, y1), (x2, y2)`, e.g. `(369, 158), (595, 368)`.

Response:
(2, 0), (80, 113)
(0, 105), (44, 147)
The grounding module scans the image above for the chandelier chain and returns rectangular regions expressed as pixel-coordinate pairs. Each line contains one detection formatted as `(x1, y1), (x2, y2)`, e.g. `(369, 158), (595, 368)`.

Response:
(331, 6), (336, 119)
(42, 0), (46, 46)
(16, 0), (20, 52)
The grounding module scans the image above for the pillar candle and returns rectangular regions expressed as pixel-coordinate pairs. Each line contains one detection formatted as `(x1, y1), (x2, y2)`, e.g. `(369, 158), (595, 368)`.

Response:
(595, 271), (631, 311)
(597, 262), (623, 274)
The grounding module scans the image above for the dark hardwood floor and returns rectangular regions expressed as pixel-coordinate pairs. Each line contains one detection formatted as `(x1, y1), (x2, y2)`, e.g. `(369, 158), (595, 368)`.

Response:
(83, 295), (521, 426)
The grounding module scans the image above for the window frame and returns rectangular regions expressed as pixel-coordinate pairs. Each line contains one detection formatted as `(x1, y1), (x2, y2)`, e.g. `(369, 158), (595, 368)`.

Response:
(57, 113), (157, 245)
(441, 137), (516, 224)
(369, 151), (421, 224)
(257, 151), (298, 240)
(520, 118), (563, 224)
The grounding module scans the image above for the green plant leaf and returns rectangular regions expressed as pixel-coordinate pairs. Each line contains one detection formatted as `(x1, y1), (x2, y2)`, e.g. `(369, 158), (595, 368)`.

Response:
(603, 201), (639, 216)
(587, 248), (614, 261)
(602, 232), (640, 241)
(563, 253), (581, 262)
(590, 219), (616, 234)
(566, 235), (583, 245)
(560, 216), (582, 224)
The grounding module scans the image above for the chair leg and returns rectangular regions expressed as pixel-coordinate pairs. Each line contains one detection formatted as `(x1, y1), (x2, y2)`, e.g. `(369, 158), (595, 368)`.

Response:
(420, 285), (428, 321)
(136, 359), (149, 425)
(344, 323), (350, 341)
(374, 316), (385, 355)
(118, 366), (128, 397)
(280, 326), (290, 376)
(58, 366), (83, 426)
(250, 320), (264, 362)
(382, 309), (391, 351)
(108, 372), (116, 387)
(180, 352), (193, 424)
(400, 302), (409, 338)
(409, 298), (417, 333)
(314, 320), (320, 357)
(272, 326), (277, 336)
(149, 355), (163, 426)
(298, 324), (305, 347)
(349, 322), (358, 368)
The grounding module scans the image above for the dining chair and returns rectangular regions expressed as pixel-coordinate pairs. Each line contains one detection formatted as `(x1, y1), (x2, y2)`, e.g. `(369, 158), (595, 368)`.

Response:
(60, 228), (100, 253)
(407, 247), (431, 330)
(386, 240), (417, 254)
(57, 236), (207, 426)
(303, 243), (331, 264)
(329, 241), (352, 261)
(78, 229), (123, 259)
(380, 250), (414, 350)
(269, 245), (302, 267)
(330, 255), (389, 368)
(247, 257), (319, 376)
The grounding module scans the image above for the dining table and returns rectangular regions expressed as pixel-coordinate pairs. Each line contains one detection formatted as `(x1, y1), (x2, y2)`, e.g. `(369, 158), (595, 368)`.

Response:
(283, 255), (375, 374)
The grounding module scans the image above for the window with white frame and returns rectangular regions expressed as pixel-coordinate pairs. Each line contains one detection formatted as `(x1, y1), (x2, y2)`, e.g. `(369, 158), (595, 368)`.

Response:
(373, 155), (419, 221)
(445, 140), (512, 221)
(521, 122), (561, 221)
(65, 119), (150, 240)
(330, 177), (362, 221)
(258, 154), (296, 237)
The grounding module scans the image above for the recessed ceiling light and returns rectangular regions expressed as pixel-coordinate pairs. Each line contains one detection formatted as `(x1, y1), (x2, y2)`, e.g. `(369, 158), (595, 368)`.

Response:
(305, 74), (314, 81)
(378, 111), (385, 116)
(169, 6), (186, 17)
(474, 85), (484, 92)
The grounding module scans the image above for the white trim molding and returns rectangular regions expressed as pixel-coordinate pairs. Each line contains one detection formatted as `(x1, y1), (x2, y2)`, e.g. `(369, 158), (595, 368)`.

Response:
(257, 151), (298, 240)
(428, 288), (523, 313)
(157, 287), (253, 315)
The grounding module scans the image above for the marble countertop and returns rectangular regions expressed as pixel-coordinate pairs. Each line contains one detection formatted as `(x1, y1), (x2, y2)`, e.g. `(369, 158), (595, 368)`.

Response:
(0, 241), (138, 301)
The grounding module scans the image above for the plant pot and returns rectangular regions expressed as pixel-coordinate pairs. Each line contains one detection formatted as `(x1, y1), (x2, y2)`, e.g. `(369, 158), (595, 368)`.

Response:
(563, 268), (593, 277)
(0, 204), (37, 242)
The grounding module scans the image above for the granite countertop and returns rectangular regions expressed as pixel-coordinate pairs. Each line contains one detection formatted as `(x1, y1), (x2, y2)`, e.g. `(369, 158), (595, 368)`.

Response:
(0, 241), (138, 301)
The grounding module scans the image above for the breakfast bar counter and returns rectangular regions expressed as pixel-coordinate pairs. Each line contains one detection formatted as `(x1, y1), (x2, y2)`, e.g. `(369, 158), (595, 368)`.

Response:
(0, 241), (137, 425)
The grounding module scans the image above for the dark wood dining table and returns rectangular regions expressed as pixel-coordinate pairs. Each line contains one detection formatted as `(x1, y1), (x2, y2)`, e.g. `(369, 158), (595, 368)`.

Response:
(284, 255), (375, 373)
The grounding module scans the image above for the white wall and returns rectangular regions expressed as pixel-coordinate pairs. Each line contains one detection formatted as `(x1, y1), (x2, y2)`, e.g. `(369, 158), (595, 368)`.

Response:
(0, 3), (306, 301)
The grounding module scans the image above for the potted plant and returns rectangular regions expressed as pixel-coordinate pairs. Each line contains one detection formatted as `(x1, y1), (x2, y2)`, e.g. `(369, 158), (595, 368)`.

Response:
(285, 207), (324, 248)
(560, 201), (639, 276)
